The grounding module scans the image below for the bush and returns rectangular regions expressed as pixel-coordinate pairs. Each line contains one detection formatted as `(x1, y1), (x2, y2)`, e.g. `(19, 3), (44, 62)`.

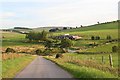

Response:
(5, 48), (15, 53)
(43, 49), (52, 56)
(91, 36), (95, 40)
(35, 49), (43, 55)
(60, 38), (73, 48)
(112, 46), (118, 52)
(51, 48), (65, 53)
(55, 53), (63, 58)
(96, 36), (100, 40)
(107, 35), (112, 40)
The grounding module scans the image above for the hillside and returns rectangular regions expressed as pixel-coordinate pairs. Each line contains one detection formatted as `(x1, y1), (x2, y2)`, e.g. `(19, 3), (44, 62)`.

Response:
(55, 21), (118, 33)
(53, 21), (118, 39)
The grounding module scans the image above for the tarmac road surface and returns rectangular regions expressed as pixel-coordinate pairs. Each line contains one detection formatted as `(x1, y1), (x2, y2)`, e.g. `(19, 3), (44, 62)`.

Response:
(15, 56), (72, 78)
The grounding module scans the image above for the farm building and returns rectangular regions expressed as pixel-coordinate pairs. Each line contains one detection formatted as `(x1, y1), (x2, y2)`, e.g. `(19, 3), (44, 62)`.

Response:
(55, 34), (82, 40)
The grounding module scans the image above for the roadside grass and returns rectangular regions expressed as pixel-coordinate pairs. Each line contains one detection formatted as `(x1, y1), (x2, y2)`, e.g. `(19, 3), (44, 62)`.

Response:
(44, 56), (117, 78)
(60, 63), (116, 78)
(2, 55), (37, 78)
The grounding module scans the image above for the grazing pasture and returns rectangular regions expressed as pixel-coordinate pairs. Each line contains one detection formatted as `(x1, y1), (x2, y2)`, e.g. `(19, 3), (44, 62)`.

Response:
(2, 31), (44, 47)
(83, 43), (118, 52)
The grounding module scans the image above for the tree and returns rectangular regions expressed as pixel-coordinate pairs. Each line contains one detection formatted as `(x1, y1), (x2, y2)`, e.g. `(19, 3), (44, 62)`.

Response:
(81, 25), (83, 27)
(97, 22), (100, 24)
(41, 30), (48, 41)
(63, 27), (67, 30)
(60, 38), (73, 48)
(26, 31), (34, 41)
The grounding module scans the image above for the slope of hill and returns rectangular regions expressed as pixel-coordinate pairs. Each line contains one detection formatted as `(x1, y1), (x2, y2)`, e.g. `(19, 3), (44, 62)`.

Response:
(53, 21), (118, 39)
(56, 21), (118, 33)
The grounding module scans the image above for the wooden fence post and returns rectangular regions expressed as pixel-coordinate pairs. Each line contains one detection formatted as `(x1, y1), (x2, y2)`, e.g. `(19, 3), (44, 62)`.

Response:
(102, 56), (104, 64)
(109, 54), (113, 68)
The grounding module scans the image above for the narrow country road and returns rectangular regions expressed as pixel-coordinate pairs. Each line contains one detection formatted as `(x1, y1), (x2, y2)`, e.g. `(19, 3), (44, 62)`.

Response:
(15, 56), (72, 78)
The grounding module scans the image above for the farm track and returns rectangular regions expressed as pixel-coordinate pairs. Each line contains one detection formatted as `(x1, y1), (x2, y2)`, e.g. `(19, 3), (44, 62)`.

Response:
(15, 56), (72, 78)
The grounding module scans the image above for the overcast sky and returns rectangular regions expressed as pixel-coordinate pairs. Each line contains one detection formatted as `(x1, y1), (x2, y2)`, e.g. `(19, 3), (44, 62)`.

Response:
(0, 0), (119, 29)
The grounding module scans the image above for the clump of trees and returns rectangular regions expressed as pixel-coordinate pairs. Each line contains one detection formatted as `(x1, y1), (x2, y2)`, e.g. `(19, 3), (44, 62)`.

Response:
(26, 30), (48, 41)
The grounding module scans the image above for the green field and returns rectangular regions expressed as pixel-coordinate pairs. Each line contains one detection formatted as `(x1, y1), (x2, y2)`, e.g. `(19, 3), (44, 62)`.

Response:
(83, 43), (118, 52)
(2, 32), (44, 47)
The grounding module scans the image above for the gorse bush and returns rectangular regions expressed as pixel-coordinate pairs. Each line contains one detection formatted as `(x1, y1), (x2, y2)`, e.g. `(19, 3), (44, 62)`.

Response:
(5, 48), (16, 53)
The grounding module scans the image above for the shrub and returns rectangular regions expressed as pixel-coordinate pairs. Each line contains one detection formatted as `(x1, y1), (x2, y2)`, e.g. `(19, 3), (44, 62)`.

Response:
(63, 27), (67, 30)
(91, 36), (95, 40)
(96, 36), (100, 40)
(45, 39), (54, 48)
(5, 48), (15, 53)
(35, 49), (43, 55)
(112, 46), (118, 52)
(55, 53), (63, 58)
(43, 49), (52, 56)
(107, 35), (112, 40)
(60, 38), (73, 48)
(51, 48), (65, 53)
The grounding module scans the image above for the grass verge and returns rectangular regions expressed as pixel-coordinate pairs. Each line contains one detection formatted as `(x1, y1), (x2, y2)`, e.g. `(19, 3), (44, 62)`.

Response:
(2, 55), (37, 78)
(44, 56), (117, 78)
